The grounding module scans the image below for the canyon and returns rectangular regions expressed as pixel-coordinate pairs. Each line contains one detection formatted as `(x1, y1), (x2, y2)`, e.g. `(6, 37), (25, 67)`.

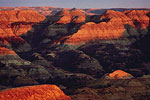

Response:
(0, 7), (150, 100)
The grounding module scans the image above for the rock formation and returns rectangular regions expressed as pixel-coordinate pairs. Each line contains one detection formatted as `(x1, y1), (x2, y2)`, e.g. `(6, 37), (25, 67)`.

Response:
(0, 47), (30, 65)
(0, 10), (45, 49)
(0, 10), (45, 37)
(124, 10), (150, 29)
(60, 10), (150, 45)
(1, 7), (149, 16)
(0, 47), (16, 55)
(108, 70), (133, 79)
(0, 85), (71, 100)
(56, 10), (86, 24)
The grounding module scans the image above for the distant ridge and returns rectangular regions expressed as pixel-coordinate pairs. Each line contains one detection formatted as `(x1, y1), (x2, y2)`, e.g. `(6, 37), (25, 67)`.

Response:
(0, 7), (149, 16)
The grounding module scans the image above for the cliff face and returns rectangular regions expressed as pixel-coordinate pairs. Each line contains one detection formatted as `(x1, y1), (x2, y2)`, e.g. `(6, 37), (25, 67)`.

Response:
(0, 10), (45, 37)
(0, 10), (45, 48)
(20, 9), (150, 47)
(0, 85), (71, 100)
(0, 47), (16, 55)
(0, 47), (30, 65)
(124, 10), (150, 29)
(62, 10), (150, 45)
(56, 10), (86, 24)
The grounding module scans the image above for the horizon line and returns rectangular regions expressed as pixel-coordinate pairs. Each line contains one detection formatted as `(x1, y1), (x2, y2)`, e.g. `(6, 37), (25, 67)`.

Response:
(0, 6), (150, 9)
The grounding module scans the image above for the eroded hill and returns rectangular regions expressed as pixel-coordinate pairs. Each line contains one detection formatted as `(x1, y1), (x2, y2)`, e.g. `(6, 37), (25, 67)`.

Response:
(0, 8), (150, 100)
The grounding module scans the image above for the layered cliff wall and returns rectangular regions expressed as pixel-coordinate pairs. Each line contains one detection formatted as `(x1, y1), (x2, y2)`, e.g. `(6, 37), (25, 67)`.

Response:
(0, 10), (45, 48)
(61, 10), (150, 45)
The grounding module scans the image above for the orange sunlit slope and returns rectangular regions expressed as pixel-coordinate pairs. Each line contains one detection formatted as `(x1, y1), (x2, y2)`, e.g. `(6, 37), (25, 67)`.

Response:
(0, 85), (72, 100)
(109, 70), (133, 79)
(63, 10), (150, 45)
(0, 10), (45, 37)
(0, 47), (16, 55)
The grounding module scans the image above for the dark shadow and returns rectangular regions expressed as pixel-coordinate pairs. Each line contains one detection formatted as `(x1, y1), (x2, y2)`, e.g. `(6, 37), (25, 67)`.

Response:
(14, 10), (86, 60)
(132, 14), (150, 62)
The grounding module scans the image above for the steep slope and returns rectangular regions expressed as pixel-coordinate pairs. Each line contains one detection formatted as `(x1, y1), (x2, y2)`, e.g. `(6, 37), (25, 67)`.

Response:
(0, 47), (30, 65)
(0, 85), (71, 100)
(108, 70), (133, 79)
(0, 10), (45, 37)
(24, 9), (87, 47)
(56, 9), (86, 24)
(60, 10), (150, 45)
(0, 10), (45, 49)
(23, 10), (150, 48)
(124, 10), (149, 29)
(0, 47), (16, 55)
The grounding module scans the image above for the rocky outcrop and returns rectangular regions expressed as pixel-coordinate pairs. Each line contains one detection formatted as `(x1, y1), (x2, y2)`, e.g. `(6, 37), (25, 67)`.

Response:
(0, 10), (45, 37)
(108, 70), (133, 79)
(0, 47), (16, 55)
(0, 85), (71, 100)
(56, 10), (86, 24)
(124, 10), (150, 29)
(24, 9), (87, 48)
(0, 10), (45, 50)
(23, 10), (150, 49)
(0, 47), (30, 65)
(60, 10), (150, 45)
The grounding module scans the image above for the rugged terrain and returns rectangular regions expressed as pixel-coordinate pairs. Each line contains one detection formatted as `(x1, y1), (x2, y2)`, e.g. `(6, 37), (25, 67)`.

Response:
(0, 7), (150, 16)
(0, 7), (150, 100)
(0, 85), (71, 100)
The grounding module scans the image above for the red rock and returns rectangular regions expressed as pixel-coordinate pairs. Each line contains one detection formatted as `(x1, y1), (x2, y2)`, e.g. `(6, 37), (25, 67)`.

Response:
(108, 70), (133, 79)
(0, 10), (45, 46)
(56, 10), (72, 24)
(0, 10), (45, 37)
(0, 47), (16, 55)
(124, 10), (150, 29)
(62, 10), (150, 45)
(57, 10), (86, 24)
(0, 36), (25, 48)
(0, 10), (45, 22)
(0, 85), (71, 100)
